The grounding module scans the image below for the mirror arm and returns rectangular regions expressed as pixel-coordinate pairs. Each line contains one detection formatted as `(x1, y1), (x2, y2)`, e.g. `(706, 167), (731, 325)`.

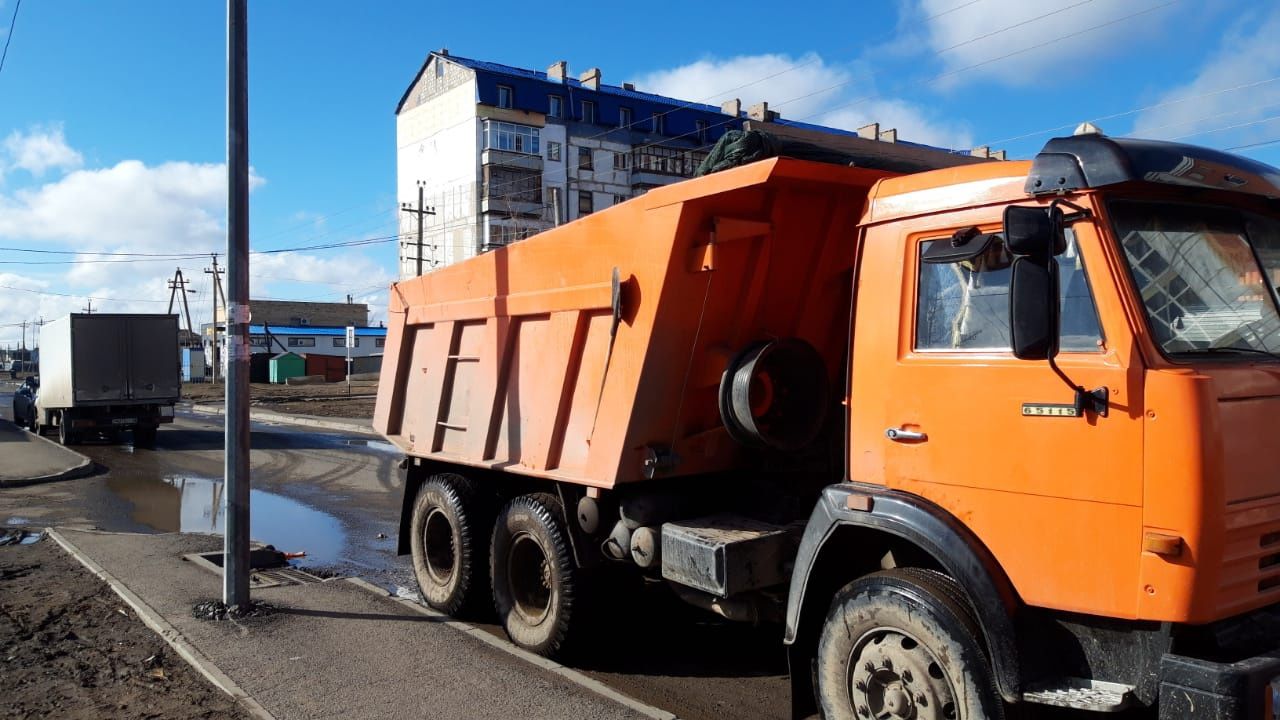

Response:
(1047, 354), (1109, 418)
(1049, 198), (1093, 225)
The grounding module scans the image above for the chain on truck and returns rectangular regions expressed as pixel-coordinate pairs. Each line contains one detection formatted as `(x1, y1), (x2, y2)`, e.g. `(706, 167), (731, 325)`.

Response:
(374, 132), (1280, 719)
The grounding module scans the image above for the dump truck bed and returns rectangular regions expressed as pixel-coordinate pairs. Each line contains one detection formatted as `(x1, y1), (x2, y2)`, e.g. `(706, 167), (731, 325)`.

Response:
(374, 158), (897, 488)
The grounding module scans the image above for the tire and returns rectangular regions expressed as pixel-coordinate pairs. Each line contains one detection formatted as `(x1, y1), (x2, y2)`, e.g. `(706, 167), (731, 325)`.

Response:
(57, 414), (77, 446)
(490, 492), (576, 658)
(817, 568), (1003, 720)
(133, 426), (157, 449)
(409, 473), (492, 616)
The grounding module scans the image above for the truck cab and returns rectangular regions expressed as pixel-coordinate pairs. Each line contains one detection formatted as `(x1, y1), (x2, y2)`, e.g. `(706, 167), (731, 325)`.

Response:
(787, 135), (1280, 718)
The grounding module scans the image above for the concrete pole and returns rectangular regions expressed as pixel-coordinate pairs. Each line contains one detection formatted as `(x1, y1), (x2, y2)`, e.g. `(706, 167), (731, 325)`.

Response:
(223, 0), (251, 609)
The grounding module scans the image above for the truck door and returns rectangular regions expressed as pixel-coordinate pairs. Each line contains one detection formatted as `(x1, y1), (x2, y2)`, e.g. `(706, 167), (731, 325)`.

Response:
(72, 315), (129, 403)
(126, 315), (181, 400)
(850, 216), (1146, 618)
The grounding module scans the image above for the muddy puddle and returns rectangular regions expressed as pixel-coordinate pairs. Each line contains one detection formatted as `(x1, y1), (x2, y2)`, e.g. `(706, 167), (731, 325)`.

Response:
(104, 475), (347, 565)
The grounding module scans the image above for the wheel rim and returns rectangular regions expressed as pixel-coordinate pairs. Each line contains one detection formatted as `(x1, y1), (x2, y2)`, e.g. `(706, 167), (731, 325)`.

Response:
(506, 531), (552, 626)
(422, 507), (457, 586)
(847, 628), (957, 720)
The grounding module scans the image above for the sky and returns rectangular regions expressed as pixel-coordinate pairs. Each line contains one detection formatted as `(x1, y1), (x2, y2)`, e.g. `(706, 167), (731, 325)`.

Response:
(0, 0), (1277, 348)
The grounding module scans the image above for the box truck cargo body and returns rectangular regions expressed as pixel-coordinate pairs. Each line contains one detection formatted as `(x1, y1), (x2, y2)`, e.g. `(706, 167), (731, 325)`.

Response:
(37, 313), (180, 446)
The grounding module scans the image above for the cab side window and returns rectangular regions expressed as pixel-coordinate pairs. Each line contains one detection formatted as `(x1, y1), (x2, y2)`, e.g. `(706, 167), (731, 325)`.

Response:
(915, 229), (1103, 352)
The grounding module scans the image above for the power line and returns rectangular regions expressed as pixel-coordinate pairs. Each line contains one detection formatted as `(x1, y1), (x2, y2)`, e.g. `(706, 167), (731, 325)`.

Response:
(0, 0), (21, 79)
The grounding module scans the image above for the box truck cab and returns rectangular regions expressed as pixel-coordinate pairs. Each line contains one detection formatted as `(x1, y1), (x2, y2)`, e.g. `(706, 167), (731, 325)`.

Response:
(376, 135), (1280, 719)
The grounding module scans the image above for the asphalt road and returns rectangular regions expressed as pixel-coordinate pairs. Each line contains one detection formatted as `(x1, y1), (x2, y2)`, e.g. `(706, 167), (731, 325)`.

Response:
(0, 393), (791, 720)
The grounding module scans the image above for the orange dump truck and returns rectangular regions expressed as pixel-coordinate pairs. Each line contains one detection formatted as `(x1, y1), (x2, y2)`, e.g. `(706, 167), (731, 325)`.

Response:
(375, 134), (1280, 719)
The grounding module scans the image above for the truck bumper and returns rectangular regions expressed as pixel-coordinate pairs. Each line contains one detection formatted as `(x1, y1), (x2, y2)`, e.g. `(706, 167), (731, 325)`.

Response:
(1160, 650), (1280, 718)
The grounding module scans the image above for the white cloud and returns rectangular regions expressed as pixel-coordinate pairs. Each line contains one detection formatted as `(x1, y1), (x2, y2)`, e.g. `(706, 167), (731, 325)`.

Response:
(1131, 7), (1280, 148)
(3, 125), (84, 176)
(0, 131), (391, 341)
(632, 53), (973, 150)
(911, 0), (1179, 88)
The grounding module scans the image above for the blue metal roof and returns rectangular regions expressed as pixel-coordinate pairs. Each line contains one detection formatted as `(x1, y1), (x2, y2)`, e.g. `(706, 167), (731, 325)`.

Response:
(400, 52), (970, 156)
(250, 325), (386, 337)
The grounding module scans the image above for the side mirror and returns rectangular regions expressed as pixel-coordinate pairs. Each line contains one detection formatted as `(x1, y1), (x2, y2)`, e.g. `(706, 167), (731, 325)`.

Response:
(1005, 205), (1063, 360)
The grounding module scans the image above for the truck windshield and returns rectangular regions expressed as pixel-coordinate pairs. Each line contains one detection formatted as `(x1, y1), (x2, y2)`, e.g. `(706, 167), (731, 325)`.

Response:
(1111, 200), (1280, 358)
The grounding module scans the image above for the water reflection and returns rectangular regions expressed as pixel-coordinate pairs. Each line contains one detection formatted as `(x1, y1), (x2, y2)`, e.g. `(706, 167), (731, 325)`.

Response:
(105, 474), (347, 565)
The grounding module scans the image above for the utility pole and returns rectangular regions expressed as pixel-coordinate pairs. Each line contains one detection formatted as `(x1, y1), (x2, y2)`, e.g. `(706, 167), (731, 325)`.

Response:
(223, 0), (251, 609)
(19, 321), (26, 361)
(168, 268), (198, 343)
(205, 254), (226, 382)
(399, 180), (435, 276)
(82, 299), (94, 314)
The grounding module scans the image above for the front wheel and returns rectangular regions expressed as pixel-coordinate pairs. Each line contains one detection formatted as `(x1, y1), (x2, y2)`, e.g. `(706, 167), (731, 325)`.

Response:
(490, 493), (576, 658)
(817, 568), (1004, 720)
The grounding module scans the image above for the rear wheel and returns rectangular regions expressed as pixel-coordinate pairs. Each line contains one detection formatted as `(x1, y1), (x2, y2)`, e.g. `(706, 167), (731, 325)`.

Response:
(817, 569), (1003, 720)
(57, 414), (77, 446)
(133, 426), (157, 449)
(409, 473), (492, 617)
(491, 493), (576, 658)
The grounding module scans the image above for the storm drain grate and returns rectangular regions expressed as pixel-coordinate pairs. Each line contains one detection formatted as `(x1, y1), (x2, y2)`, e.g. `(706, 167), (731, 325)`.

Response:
(182, 551), (326, 588)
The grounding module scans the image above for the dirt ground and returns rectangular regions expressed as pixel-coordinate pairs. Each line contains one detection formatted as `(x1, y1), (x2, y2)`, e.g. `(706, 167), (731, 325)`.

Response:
(182, 382), (375, 420)
(0, 534), (248, 720)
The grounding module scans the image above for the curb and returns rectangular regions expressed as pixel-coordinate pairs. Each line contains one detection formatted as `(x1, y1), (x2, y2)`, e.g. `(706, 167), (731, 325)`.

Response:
(343, 577), (679, 720)
(0, 423), (95, 489)
(45, 529), (279, 720)
(185, 403), (377, 437)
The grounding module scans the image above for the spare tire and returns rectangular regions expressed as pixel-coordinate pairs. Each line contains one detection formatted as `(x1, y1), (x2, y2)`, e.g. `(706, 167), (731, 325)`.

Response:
(719, 338), (830, 451)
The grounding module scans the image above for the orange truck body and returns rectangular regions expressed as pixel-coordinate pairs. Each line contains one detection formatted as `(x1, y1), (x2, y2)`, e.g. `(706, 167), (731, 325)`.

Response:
(376, 138), (1280, 717)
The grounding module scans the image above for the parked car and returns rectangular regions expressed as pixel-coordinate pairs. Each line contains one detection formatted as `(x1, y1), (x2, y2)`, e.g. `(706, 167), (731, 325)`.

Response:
(11, 376), (38, 430)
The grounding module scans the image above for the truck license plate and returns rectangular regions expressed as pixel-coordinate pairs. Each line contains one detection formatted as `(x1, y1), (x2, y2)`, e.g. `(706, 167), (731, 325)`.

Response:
(112, 419), (136, 425)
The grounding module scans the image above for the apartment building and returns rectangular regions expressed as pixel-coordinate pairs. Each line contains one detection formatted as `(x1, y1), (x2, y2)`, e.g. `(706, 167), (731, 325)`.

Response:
(394, 51), (978, 278)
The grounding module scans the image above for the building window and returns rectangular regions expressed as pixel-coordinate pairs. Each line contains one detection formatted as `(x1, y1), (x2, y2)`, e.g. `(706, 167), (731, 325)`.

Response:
(613, 151), (628, 170)
(486, 121), (540, 154)
(484, 167), (541, 203)
(631, 145), (708, 177)
(548, 95), (562, 118)
(497, 85), (513, 109)
(581, 100), (596, 124)
(249, 335), (268, 348)
(435, 60), (444, 78)
(579, 191), (594, 215)
(577, 146), (593, 171)
(376, 338), (386, 348)
(332, 337), (360, 348)
(614, 193), (627, 206)
(487, 224), (538, 248)
(547, 141), (561, 161)
(652, 112), (664, 134)
(619, 107), (632, 128)
(287, 337), (315, 348)
(696, 120), (709, 143)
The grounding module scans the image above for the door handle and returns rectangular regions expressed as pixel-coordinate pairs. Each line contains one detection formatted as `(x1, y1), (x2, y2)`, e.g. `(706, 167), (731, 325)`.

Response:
(885, 427), (927, 442)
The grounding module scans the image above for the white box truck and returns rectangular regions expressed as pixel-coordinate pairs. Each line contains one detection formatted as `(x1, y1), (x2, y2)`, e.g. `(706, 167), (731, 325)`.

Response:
(36, 313), (181, 447)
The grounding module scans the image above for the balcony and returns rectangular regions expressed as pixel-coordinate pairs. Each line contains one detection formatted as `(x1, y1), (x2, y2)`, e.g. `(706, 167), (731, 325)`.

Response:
(482, 148), (543, 171)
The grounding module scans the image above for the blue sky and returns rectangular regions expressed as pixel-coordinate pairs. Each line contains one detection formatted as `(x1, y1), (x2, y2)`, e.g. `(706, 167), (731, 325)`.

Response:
(0, 0), (1276, 346)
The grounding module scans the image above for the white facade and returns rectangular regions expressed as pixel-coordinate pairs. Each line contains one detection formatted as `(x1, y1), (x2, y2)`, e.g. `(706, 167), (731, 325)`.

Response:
(396, 58), (482, 275)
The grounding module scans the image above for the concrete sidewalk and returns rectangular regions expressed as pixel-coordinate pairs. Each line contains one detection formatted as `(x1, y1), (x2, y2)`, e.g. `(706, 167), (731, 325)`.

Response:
(48, 529), (669, 720)
(185, 403), (377, 436)
(0, 419), (93, 487)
